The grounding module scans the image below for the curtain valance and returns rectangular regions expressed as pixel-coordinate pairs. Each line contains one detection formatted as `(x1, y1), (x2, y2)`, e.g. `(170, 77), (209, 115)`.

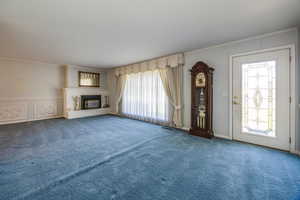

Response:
(114, 53), (184, 76)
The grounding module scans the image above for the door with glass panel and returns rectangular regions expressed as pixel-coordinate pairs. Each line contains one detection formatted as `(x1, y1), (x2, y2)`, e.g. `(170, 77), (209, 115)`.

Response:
(232, 49), (290, 151)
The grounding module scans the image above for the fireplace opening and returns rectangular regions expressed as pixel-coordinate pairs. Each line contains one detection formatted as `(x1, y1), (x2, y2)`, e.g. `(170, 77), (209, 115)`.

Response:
(81, 95), (101, 110)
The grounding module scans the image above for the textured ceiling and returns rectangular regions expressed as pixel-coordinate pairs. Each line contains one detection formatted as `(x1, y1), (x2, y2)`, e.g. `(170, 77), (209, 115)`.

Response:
(0, 0), (299, 67)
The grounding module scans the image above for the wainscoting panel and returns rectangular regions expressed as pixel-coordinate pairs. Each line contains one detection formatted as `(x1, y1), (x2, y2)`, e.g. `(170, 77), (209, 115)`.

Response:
(0, 102), (28, 122)
(0, 98), (63, 125)
(34, 100), (58, 120)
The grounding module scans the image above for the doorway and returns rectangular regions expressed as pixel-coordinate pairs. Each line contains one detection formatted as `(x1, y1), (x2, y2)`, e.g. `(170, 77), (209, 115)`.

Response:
(231, 48), (291, 151)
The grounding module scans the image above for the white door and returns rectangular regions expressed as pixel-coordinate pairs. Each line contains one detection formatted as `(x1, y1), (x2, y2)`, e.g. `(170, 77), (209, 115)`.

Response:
(232, 49), (290, 151)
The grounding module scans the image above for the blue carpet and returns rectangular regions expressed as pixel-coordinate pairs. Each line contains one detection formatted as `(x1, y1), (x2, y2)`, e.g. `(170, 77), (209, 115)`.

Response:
(0, 115), (300, 200)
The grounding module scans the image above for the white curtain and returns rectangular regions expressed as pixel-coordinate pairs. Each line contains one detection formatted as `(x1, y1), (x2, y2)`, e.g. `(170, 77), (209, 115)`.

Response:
(159, 65), (183, 127)
(173, 65), (183, 127)
(122, 70), (170, 124)
(115, 75), (127, 113)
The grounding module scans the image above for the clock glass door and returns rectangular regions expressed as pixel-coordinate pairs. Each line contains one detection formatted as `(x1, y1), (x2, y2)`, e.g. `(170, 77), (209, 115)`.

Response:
(232, 49), (290, 151)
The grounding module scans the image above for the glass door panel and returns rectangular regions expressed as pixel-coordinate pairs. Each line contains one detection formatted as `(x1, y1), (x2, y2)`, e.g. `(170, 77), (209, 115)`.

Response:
(232, 49), (290, 151)
(242, 61), (276, 137)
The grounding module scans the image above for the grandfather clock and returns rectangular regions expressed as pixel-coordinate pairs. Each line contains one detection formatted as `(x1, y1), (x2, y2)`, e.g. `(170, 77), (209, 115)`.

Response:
(190, 61), (214, 138)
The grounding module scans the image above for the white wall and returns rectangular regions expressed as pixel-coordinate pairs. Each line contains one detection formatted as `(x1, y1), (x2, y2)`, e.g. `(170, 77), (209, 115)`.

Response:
(0, 58), (65, 124)
(182, 28), (299, 151)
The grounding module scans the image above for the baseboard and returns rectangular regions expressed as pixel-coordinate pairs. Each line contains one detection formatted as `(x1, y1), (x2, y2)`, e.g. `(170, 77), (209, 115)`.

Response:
(110, 112), (120, 116)
(214, 134), (232, 140)
(290, 149), (300, 156)
(0, 115), (63, 125)
(178, 128), (233, 140)
(181, 127), (190, 131)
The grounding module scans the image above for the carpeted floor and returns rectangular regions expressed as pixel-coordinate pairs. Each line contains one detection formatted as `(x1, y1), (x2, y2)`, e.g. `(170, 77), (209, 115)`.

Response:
(0, 115), (300, 200)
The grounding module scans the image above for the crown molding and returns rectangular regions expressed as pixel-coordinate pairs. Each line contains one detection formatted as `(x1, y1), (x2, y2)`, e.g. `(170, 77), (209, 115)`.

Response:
(186, 27), (298, 54)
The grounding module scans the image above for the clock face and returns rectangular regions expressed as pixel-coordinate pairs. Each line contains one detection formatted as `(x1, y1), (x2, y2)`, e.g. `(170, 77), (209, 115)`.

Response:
(195, 73), (206, 87)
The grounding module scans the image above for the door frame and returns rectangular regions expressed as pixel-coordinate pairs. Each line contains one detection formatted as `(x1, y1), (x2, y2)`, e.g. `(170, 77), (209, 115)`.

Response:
(229, 45), (296, 152)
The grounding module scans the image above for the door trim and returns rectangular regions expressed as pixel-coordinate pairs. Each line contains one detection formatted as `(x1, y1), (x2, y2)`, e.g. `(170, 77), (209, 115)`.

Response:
(229, 45), (296, 152)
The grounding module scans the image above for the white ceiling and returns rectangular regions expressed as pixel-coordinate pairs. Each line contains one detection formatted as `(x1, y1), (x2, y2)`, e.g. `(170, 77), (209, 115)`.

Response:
(0, 0), (299, 67)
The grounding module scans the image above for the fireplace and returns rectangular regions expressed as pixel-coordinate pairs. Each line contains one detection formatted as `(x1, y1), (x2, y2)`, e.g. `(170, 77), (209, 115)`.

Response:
(81, 95), (101, 110)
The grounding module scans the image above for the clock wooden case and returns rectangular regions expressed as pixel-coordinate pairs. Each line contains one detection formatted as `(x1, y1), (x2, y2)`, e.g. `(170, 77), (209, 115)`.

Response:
(190, 61), (214, 138)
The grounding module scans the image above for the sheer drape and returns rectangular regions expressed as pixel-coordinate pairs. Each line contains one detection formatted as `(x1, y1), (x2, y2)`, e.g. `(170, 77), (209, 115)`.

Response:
(122, 70), (170, 124)
(173, 65), (183, 127)
(159, 65), (183, 127)
(115, 75), (127, 113)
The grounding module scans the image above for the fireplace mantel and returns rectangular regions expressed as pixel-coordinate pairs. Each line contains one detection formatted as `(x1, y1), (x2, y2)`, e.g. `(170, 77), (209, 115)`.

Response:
(63, 87), (111, 119)
(63, 65), (112, 119)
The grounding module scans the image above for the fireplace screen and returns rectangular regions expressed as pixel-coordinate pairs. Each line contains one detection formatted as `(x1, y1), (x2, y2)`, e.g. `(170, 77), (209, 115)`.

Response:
(85, 100), (100, 109)
(81, 95), (101, 109)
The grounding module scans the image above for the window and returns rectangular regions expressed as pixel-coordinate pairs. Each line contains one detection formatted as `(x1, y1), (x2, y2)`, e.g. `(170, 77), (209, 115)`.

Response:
(122, 70), (169, 123)
(242, 61), (276, 137)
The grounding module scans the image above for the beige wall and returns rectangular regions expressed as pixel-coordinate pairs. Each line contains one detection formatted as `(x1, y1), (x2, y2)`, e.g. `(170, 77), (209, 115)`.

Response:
(0, 58), (64, 124)
(0, 60), (112, 124)
(0, 59), (64, 98)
